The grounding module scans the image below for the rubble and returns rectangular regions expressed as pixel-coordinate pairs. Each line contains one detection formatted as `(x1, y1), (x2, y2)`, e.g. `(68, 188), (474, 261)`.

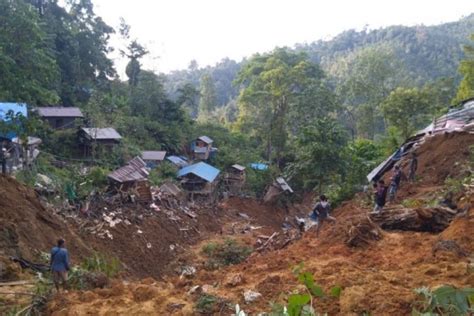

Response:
(243, 290), (262, 303)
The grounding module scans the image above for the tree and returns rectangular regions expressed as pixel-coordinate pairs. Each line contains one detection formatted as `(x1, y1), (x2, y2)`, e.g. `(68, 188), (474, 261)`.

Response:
(381, 87), (433, 139)
(119, 18), (148, 87)
(234, 48), (334, 164)
(0, 0), (59, 105)
(286, 117), (348, 191)
(198, 74), (217, 121)
(336, 46), (407, 139)
(177, 83), (200, 118)
(453, 34), (474, 104)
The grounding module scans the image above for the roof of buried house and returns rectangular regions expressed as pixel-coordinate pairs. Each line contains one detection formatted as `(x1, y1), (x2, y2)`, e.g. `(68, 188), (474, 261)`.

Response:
(108, 156), (149, 183)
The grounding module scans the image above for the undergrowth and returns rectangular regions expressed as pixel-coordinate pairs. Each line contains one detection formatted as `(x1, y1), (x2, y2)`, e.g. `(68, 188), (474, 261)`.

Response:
(202, 238), (252, 270)
(412, 285), (474, 315)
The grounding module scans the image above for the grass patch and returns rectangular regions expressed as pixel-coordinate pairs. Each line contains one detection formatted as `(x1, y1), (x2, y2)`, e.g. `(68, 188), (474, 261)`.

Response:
(202, 239), (252, 270)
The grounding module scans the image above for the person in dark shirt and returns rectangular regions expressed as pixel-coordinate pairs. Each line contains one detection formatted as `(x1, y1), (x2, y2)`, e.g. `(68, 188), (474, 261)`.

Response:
(388, 165), (402, 202)
(50, 238), (70, 292)
(408, 152), (418, 181)
(373, 180), (388, 212)
(311, 195), (336, 237)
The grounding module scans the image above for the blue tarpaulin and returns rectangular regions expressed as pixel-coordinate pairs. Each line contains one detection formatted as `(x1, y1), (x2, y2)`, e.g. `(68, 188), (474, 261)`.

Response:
(177, 162), (220, 183)
(250, 163), (268, 171)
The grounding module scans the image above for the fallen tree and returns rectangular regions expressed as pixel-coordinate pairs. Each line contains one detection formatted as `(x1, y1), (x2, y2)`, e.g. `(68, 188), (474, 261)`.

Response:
(370, 206), (457, 232)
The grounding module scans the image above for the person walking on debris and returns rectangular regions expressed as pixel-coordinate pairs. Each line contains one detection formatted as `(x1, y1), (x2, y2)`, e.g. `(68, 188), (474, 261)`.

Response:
(408, 152), (418, 181)
(388, 165), (402, 202)
(311, 195), (336, 237)
(50, 238), (70, 292)
(373, 180), (388, 213)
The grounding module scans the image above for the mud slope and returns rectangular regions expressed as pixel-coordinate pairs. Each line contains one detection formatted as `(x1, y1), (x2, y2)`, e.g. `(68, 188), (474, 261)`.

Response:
(46, 131), (474, 315)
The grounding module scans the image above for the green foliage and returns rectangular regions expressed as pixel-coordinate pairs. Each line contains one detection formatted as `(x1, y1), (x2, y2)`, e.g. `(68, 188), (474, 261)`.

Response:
(194, 294), (230, 314)
(80, 252), (121, 278)
(381, 87), (434, 139)
(453, 34), (474, 104)
(148, 161), (177, 186)
(412, 285), (474, 315)
(198, 74), (218, 121)
(201, 238), (252, 270)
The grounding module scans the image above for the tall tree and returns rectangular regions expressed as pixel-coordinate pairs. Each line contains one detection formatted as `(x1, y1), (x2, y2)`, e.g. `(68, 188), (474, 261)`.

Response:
(119, 18), (148, 87)
(381, 87), (432, 139)
(453, 34), (474, 104)
(177, 83), (200, 118)
(198, 74), (217, 121)
(235, 48), (334, 164)
(0, 0), (59, 105)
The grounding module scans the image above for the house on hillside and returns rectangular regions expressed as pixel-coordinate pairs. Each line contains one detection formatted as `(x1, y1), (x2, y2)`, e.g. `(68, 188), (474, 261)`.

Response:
(108, 156), (151, 202)
(177, 161), (220, 201)
(224, 164), (246, 195)
(191, 136), (217, 160)
(141, 150), (166, 168)
(78, 127), (122, 157)
(0, 103), (41, 172)
(35, 107), (84, 129)
(167, 155), (189, 168)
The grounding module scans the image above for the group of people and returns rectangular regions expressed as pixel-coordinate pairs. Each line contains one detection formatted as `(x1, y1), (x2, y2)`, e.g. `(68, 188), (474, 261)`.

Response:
(372, 152), (418, 213)
(308, 151), (419, 235)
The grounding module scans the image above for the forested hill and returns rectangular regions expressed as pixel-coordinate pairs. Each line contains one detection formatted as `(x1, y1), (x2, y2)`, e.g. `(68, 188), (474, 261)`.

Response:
(163, 14), (474, 110)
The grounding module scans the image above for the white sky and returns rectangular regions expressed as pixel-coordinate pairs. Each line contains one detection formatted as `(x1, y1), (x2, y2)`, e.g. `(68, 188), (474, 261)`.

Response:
(92, 0), (474, 75)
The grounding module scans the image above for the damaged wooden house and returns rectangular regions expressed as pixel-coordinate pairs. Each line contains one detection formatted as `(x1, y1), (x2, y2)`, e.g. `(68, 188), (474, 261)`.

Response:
(223, 164), (246, 195)
(107, 156), (152, 203)
(177, 161), (220, 202)
(263, 177), (294, 203)
(78, 127), (122, 157)
(191, 135), (217, 160)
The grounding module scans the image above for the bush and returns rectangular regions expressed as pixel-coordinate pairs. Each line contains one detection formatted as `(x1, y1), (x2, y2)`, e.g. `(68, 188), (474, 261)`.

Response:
(202, 239), (252, 270)
(412, 285), (474, 315)
(80, 252), (121, 278)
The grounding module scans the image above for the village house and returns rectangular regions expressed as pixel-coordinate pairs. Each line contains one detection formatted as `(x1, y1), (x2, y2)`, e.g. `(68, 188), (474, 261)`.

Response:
(191, 135), (217, 160)
(167, 155), (189, 168)
(177, 161), (220, 202)
(35, 107), (84, 129)
(263, 177), (294, 203)
(224, 164), (246, 195)
(107, 156), (152, 202)
(78, 127), (122, 157)
(141, 150), (167, 168)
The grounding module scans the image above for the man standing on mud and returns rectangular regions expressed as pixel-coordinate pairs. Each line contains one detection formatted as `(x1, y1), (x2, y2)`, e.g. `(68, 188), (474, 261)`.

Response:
(312, 195), (336, 237)
(50, 238), (70, 292)
(408, 152), (418, 181)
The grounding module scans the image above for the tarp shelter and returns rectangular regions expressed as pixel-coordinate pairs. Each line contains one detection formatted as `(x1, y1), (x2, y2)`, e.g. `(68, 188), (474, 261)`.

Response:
(167, 155), (188, 168)
(250, 163), (268, 171)
(0, 103), (27, 140)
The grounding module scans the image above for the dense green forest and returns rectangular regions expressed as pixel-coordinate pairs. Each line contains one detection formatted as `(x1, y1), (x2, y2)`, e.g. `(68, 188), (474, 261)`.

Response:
(1, 0), (473, 203)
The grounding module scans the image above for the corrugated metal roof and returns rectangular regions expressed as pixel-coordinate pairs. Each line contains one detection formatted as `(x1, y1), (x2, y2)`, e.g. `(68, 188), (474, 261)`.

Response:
(250, 163), (268, 171)
(0, 103), (27, 121)
(177, 162), (220, 183)
(141, 151), (166, 161)
(36, 107), (84, 117)
(197, 135), (213, 144)
(231, 164), (246, 171)
(81, 127), (122, 140)
(108, 156), (149, 183)
(167, 155), (189, 167)
(276, 177), (293, 193)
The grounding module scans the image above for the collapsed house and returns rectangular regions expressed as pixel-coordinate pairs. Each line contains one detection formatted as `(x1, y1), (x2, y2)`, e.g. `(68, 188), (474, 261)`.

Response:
(191, 136), (217, 160)
(35, 107), (84, 129)
(263, 177), (294, 203)
(78, 127), (122, 157)
(141, 150), (166, 168)
(177, 161), (220, 202)
(107, 156), (152, 202)
(367, 97), (474, 182)
(223, 164), (246, 195)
